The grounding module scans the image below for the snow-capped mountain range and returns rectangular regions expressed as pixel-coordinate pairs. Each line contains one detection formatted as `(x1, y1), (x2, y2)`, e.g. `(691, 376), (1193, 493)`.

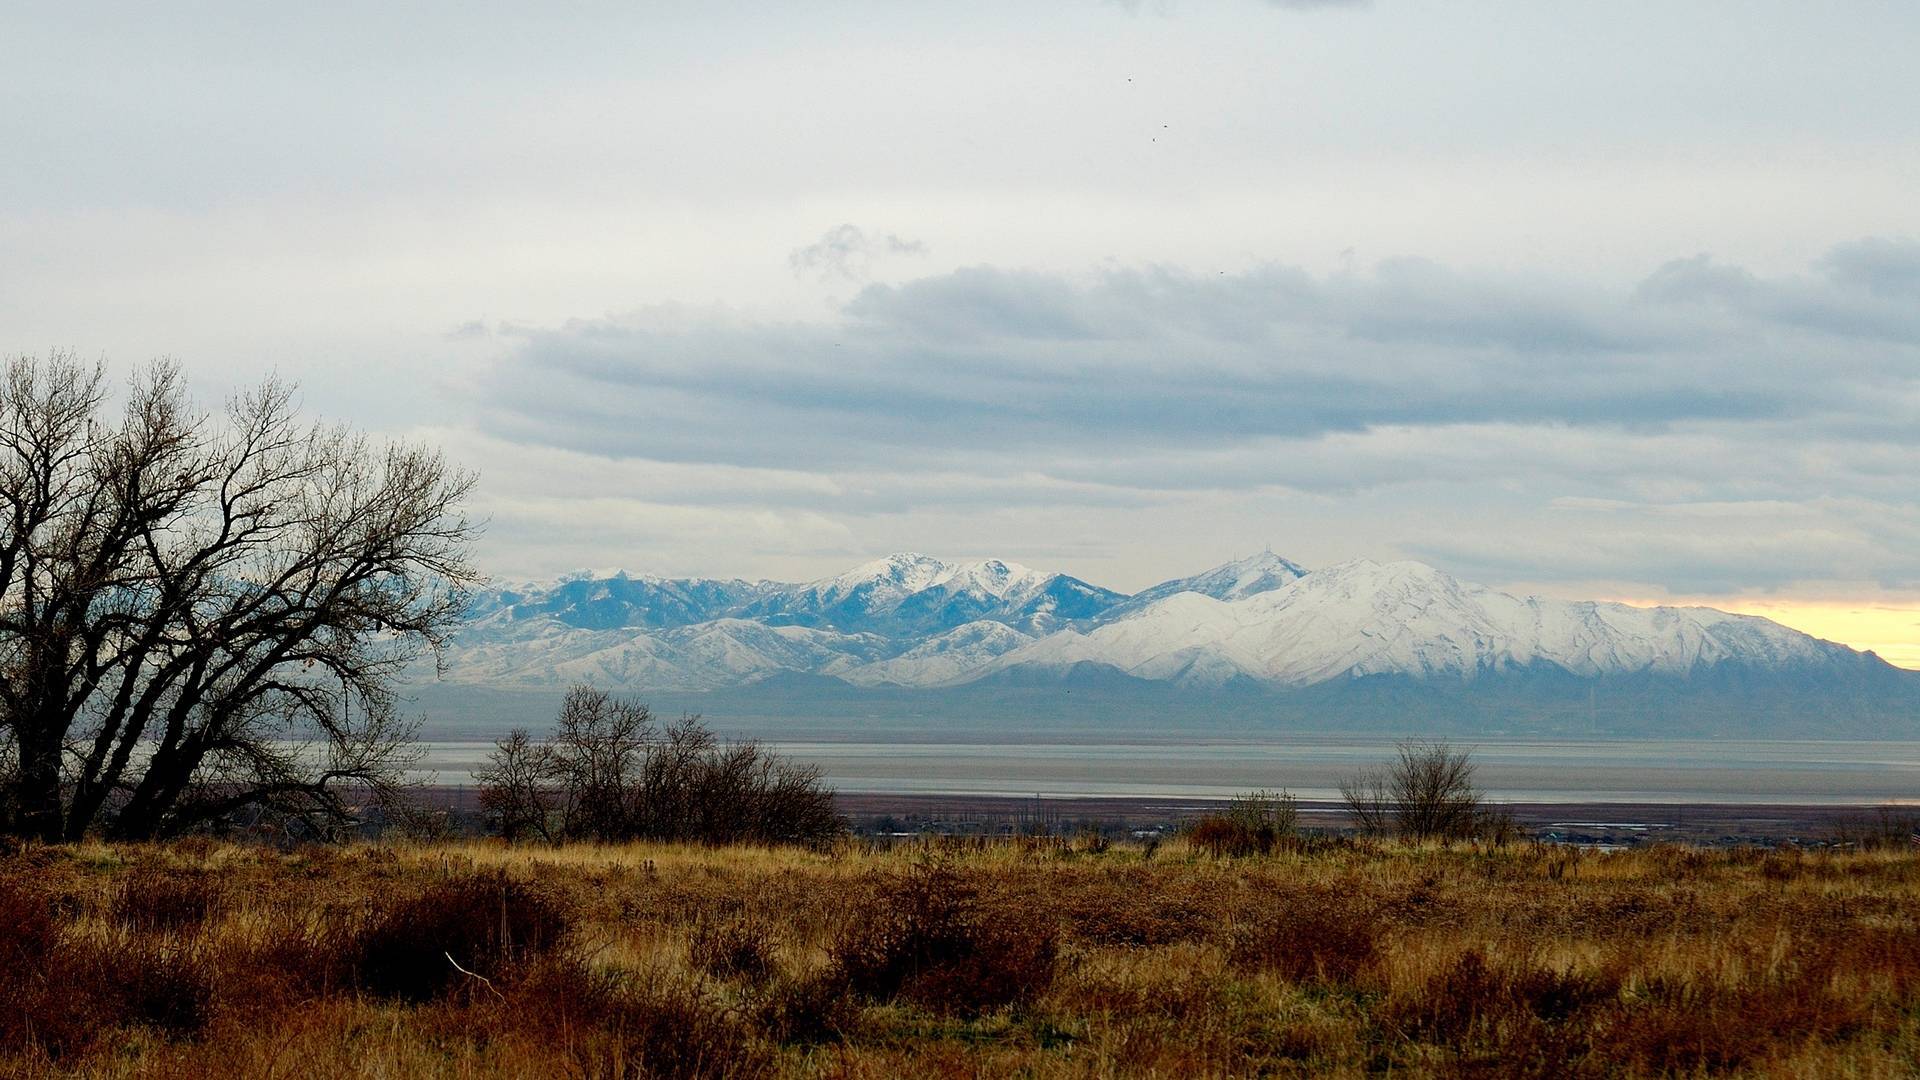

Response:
(439, 551), (1897, 695)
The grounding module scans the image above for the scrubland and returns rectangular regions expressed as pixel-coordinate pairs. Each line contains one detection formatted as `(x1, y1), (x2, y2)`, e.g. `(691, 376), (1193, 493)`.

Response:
(3, 836), (1919, 1078)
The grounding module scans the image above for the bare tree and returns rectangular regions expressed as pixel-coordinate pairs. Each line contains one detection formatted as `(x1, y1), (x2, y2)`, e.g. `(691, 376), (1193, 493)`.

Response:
(0, 353), (478, 841)
(550, 685), (652, 840)
(477, 683), (844, 847)
(1338, 767), (1394, 837)
(474, 729), (557, 843)
(1389, 739), (1483, 840)
(1340, 740), (1486, 841)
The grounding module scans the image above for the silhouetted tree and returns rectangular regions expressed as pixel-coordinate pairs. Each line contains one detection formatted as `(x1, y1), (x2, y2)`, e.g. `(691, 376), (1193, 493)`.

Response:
(0, 353), (478, 841)
(550, 685), (652, 839)
(474, 729), (556, 843)
(477, 683), (844, 847)
(1338, 767), (1394, 838)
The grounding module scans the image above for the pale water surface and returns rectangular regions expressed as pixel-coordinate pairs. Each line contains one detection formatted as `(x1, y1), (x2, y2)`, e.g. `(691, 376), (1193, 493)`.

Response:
(414, 738), (1920, 804)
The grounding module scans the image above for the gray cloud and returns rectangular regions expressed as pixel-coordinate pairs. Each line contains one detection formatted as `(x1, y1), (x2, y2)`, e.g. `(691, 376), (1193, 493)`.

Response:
(1820, 237), (1920, 299)
(789, 224), (928, 284)
(467, 242), (1920, 592)
(1109, 0), (1364, 12)
(482, 245), (1918, 473)
(1636, 251), (1920, 345)
(5, 2), (1917, 601)
(1407, 494), (1920, 594)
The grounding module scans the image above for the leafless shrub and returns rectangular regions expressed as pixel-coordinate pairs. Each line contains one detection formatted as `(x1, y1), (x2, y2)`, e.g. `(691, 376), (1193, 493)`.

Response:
(1341, 739), (1488, 841)
(1339, 768), (1395, 837)
(1190, 788), (1301, 856)
(476, 685), (844, 848)
(1190, 789), (1302, 856)
(1826, 805), (1920, 850)
(475, 728), (557, 842)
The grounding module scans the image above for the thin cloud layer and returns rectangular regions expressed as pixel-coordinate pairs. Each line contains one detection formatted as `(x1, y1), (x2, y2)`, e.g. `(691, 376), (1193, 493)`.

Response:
(468, 243), (1920, 592)
(481, 245), (1917, 466)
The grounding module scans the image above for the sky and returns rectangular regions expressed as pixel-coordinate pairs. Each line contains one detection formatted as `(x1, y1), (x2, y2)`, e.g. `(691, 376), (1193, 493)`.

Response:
(5, 1), (1919, 666)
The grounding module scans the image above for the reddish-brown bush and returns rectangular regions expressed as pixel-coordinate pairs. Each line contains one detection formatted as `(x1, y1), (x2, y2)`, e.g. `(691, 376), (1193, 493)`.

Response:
(472, 959), (771, 1079)
(832, 858), (1058, 1016)
(688, 916), (776, 984)
(1057, 876), (1214, 947)
(1224, 893), (1380, 983)
(0, 873), (58, 971)
(345, 870), (573, 1001)
(111, 865), (226, 933)
(1396, 950), (1616, 1045)
(753, 971), (859, 1045)
(0, 875), (213, 1062)
(1189, 815), (1273, 857)
(1591, 970), (1867, 1073)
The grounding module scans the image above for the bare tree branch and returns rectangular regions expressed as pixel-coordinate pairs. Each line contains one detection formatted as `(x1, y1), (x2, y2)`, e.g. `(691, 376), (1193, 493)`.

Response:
(0, 353), (479, 841)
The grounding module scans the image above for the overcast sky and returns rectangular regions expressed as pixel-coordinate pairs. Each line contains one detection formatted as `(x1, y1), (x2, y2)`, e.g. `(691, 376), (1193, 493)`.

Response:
(6, 1), (1919, 660)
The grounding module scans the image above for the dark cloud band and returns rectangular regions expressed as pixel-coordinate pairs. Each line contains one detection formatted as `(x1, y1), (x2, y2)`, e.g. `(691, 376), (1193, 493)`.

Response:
(479, 245), (1919, 471)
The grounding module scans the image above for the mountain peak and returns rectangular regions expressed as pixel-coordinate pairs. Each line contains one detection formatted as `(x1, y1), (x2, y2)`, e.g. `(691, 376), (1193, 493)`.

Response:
(1115, 549), (1310, 613)
(1310, 557), (1454, 583)
(836, 552), (949, 581)
(1217, 548), (1310, 577)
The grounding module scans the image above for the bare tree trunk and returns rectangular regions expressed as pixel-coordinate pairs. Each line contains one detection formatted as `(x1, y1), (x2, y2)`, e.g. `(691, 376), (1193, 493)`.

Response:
(11, 718), (64, 842)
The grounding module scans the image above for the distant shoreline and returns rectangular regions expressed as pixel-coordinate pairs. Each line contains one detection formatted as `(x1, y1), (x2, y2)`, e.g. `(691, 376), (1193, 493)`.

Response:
(836, 794), (1903, 843)
(411, 785), (1903, 845)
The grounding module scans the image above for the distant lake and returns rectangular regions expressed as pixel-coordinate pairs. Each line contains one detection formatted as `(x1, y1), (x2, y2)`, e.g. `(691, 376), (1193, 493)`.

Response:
(412, 737), (1920, 804)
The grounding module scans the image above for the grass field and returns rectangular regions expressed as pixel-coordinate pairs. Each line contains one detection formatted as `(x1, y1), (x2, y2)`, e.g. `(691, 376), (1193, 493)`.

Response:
(4, 835), (1919, 1077)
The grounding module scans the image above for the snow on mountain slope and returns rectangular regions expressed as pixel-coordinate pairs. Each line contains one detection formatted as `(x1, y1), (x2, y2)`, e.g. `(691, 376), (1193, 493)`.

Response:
(973, 559), (1864, 688)
(439, 553), (1892, 696)
(467, 553), (1131, 638)
(803, 553), (986, 608)
(470, 573), (770, 630)
(725, 553), (1126, 634)
(841, 621), (1036, 686)
(441, 617), (889, 692)
(1103, 550), (1308, 620)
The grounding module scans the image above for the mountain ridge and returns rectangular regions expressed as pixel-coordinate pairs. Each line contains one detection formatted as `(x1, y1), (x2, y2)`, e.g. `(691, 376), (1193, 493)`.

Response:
(439, 553), (1910, 719)
(973, 559), (1866, 689)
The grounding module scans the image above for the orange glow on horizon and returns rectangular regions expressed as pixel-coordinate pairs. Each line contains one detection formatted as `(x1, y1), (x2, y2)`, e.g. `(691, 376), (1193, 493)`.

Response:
(1607, 597), (1920, 671)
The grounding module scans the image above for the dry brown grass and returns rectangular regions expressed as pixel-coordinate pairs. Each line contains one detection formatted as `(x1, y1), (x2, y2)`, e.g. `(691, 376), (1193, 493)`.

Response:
(2, 837), (1919, 1077)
